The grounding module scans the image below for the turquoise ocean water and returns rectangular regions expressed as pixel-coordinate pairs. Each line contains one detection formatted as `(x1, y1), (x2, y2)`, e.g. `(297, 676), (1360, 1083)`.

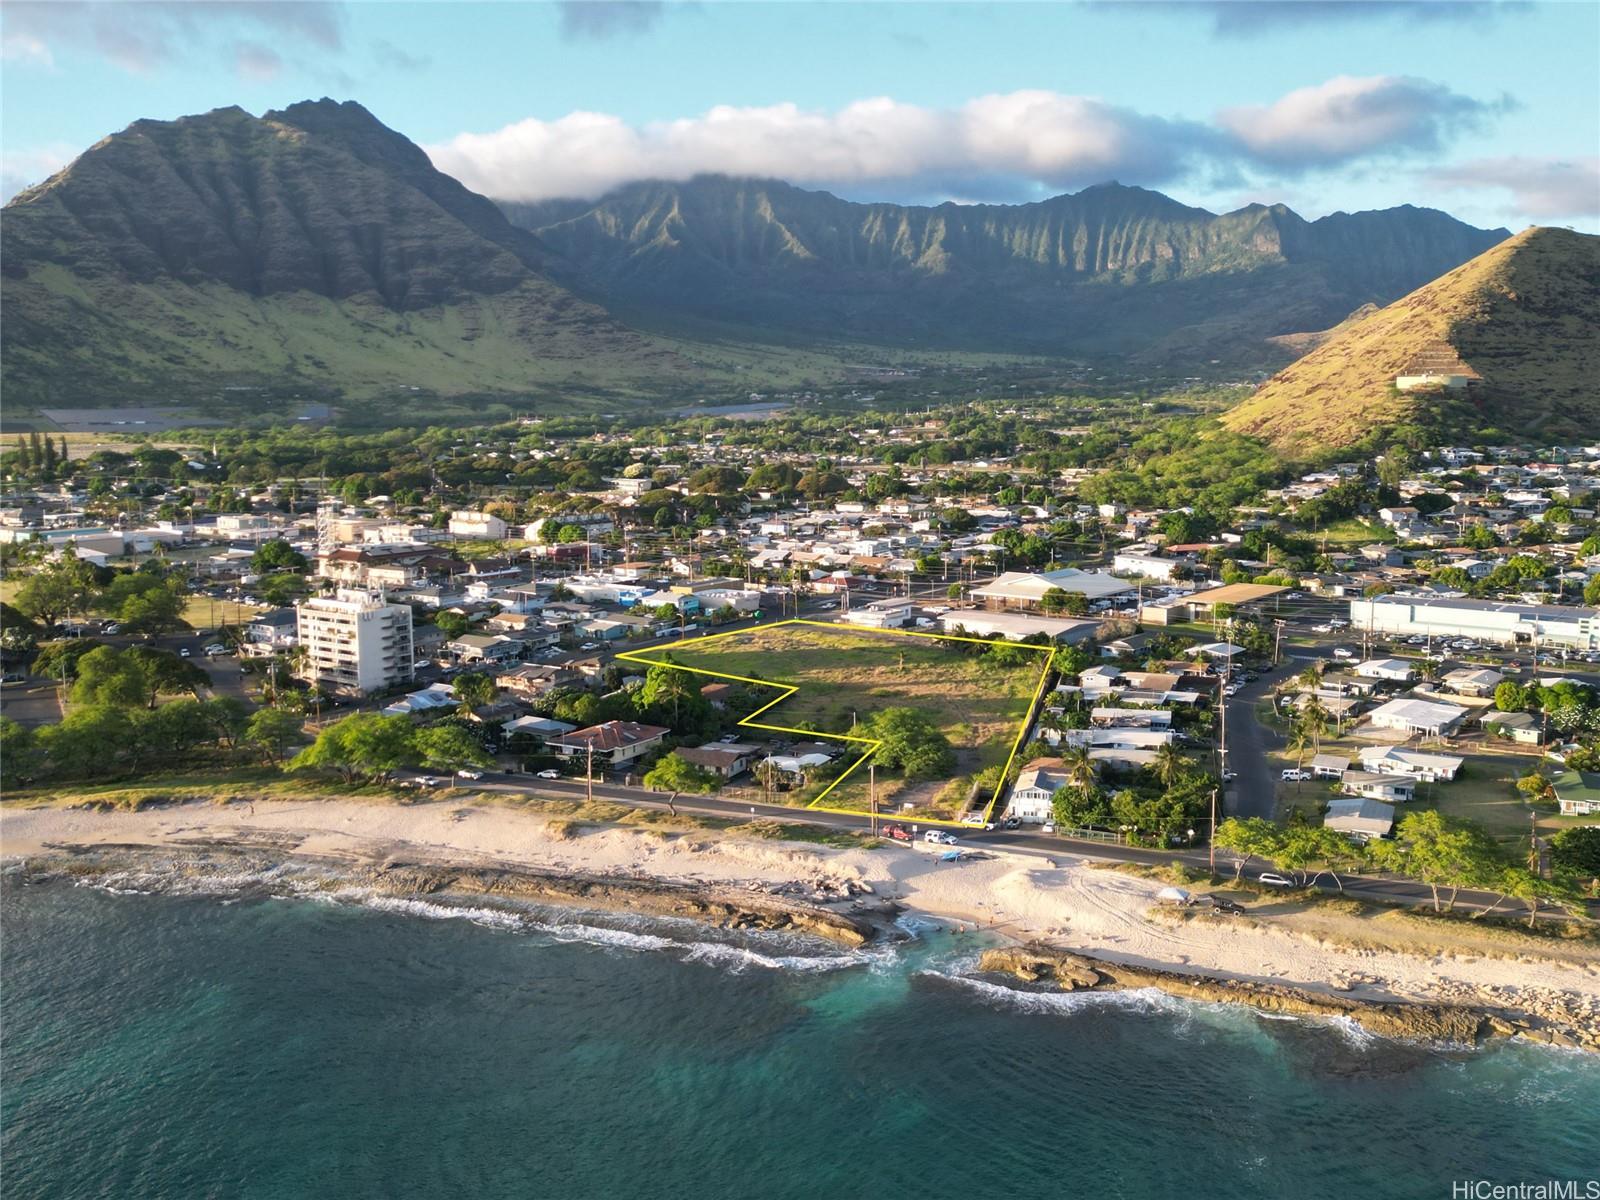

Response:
(3, 876), (1598, 1199)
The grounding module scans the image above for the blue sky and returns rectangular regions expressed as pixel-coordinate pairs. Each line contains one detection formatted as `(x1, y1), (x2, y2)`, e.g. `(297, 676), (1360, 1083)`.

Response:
(3, 1), (1596, 229)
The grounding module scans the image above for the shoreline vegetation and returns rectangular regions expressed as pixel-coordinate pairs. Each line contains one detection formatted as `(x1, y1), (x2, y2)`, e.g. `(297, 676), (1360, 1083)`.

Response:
(3, 793), (1598, 1053)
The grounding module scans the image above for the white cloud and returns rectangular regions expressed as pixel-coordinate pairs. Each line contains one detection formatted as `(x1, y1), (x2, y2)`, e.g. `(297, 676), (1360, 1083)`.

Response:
(0, 1), (343, 75)
(1216, 75), (1505, 168)
(1, 29), (53, 65)
(425, 91), (1220, 203)
(1, 143), (78, 202)
(1425, 156), (1600, 220)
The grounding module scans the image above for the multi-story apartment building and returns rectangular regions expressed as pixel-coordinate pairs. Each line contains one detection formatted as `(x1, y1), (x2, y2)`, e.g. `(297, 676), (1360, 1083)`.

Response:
(295, 589), (415, 696)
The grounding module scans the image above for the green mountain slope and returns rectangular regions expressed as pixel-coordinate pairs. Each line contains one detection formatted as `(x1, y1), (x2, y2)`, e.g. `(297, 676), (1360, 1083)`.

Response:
(1222, 227), (1600, 452)
(505, 176), (1509, 359)
(0, 101), (756, 410)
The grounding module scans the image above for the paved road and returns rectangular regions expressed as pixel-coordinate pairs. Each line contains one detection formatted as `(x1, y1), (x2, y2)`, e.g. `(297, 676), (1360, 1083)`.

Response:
(422, 769), (1580, 920)
(1221, 671), (1280, 821)
(0, 676), (65, 729)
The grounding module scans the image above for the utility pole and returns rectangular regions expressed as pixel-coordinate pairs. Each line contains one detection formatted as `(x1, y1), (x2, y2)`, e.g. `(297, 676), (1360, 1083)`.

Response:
(869, 763), (877, 837)
(1209, 786), (1218, 873)
(585, 741), (594, 804)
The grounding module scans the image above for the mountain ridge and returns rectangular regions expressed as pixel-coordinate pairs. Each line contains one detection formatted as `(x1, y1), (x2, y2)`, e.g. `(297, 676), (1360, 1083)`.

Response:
(503, 174), (1511, 355)
(0, 98), (1522, 413)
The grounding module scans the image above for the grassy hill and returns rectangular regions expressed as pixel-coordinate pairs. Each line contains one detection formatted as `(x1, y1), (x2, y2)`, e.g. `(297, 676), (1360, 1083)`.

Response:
(1223, 227), (1600, 453)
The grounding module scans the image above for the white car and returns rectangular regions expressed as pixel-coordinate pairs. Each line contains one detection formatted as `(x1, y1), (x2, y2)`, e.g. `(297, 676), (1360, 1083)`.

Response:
(204, 643), (227, 655)
(1257, 873), (1294, 888)
(1223, 683), (1240, 697)
(1332, 647), (1354, 659)
(535, 769), (561, 780)
(1312, 623), (1332, 633)
(456, 768), (484, 780)
(580, 641), (602, 651)
(1221, 769), (1238, 782)
(1281, 768), (1310, 782)
(179, 647), (192, 657)
(960, 812), (995, 829)
(924, 830), (958, 845)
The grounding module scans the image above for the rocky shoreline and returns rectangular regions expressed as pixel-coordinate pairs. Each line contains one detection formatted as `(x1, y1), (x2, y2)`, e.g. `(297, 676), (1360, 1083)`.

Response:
(9, 841), (885, 948)
(977, 944), (1600, 1053)
(11, 840), (1596, 1054)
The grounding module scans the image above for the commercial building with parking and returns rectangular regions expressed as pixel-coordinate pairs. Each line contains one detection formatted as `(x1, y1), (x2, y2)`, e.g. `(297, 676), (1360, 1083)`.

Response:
(1347, 596), (1599, 651)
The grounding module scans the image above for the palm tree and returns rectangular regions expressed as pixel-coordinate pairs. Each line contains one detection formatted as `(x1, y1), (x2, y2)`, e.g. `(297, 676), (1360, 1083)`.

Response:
(1287, 724), (1312, 775)
(1151, 742), (1188, 791)
(1061, 745), (1097, 795)
(1301, 695), (1330, 755)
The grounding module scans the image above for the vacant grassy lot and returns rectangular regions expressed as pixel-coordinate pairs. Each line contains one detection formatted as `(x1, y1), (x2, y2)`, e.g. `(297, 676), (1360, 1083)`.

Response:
(628, 621), (1046, 818)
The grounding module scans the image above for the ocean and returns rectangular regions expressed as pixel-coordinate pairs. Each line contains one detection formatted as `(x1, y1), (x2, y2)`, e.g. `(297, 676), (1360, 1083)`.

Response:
(3, 877), (1598, 1199)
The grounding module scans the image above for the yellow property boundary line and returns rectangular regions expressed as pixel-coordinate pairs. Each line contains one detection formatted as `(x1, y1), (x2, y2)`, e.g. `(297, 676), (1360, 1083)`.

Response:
(617, 618), (1054, 828)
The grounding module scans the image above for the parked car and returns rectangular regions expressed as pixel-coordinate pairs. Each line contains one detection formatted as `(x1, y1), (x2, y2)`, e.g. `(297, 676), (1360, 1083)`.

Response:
(1001, 816), (1022, 830)
(1223, 684), (1241, 697)
(535, 769), (561, 779)
(1221, 769), (1238, 782)
(1281, 768), (1310, 782)
(204, 643), (227, 655)
(580, 641), (602, 650)
(960, 812), (996, 830)
(179, 647), (192, 657)
(924, 830), (958, 845)
(1, 673), (26, 686)
(1257, 873), (1294, 888)
(1332, 647), (1354, 660)
(879, 823), (913, 843)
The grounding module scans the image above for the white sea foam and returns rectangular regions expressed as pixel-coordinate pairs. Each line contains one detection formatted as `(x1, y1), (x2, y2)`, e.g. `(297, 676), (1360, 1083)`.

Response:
(535, 921), (677, 953)
(680, 940), (860, 973)
(927, 971), (1187, 1017)
(354, 893), (528, 931)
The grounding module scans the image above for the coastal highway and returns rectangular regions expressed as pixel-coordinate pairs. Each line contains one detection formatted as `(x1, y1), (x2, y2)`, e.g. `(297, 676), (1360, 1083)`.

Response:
(445, 770), (1575, 922)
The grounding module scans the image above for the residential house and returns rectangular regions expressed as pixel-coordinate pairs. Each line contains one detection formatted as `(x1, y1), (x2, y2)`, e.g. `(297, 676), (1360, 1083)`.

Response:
(1324, 797), (1396, 840)
(1441, 667), (1504, 697)
(446, 633), (524, 664)
(1366, 697), (1468, 738)
(1309, 753), (1351, 780)
(382, 683), (459, 717)
(1478, 710), (1543, 745)
(1551, 769), (1600, 816)
(1358, 746), (1463, 782)
(1353, 658), (1417, 683)
(547, 721), (670, 766)
(1340, 771), (1415, 803)
(848, 598), (913, 629)
(675, 742), (762, 779)
(1008, 758), (1070, 823)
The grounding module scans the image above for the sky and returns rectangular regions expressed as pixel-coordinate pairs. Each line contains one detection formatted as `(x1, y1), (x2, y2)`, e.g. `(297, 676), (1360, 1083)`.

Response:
(2, 0), (1597, 231)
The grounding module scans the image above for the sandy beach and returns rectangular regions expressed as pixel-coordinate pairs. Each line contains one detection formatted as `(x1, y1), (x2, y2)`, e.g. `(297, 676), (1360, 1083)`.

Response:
(5, 796), (1599, 1042)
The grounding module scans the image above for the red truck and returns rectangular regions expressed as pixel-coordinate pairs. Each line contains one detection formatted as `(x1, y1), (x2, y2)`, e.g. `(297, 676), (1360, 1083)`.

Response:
(879, 823), (913, 843)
